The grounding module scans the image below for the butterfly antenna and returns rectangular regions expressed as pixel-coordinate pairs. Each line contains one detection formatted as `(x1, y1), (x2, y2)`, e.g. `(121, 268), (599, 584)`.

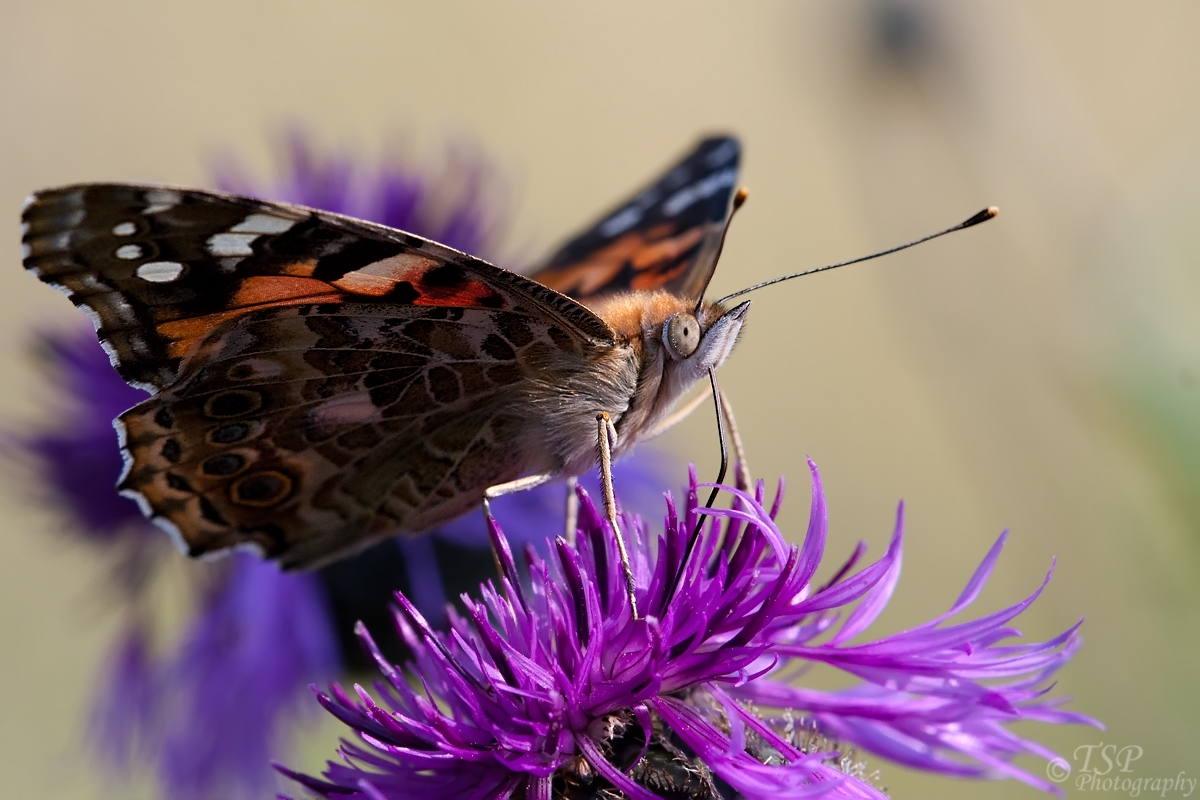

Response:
(716, 206), (998, 305)
(694, 188), (750, 312)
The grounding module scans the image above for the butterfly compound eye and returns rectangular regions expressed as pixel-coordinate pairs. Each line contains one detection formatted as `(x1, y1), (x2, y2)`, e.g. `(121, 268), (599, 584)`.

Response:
(663, 313), (701, 359)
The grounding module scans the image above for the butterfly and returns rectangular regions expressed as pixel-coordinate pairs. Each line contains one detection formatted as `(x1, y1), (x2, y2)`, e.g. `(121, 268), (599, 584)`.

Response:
(21, 137), (749, 573)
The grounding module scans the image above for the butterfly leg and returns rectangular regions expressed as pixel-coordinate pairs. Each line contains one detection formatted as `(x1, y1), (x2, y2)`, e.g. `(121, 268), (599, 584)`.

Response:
(596, 412), (639, 620)
(484, 472), (556, 519)
(481, 473), (555, 593)
(564, 476), (579, 545)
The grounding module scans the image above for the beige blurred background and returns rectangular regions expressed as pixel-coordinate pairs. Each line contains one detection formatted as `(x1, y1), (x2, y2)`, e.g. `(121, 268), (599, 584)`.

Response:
(2, 1), (1198, 797)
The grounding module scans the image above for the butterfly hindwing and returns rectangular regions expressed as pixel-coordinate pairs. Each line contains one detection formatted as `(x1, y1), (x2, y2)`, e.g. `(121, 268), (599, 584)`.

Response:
(115, 303), (552, 568)
(22, 184), (617, 567)
(530, 136), (740, 304)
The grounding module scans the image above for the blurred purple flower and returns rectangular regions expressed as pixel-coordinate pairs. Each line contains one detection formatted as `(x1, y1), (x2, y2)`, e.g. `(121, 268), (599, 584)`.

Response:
(280, 462), (1097, 799)
(23, 332), (152, 543)
(95, 554), (340, 797)
(14, 132), (674, 800)
(213, 130), (503, 260)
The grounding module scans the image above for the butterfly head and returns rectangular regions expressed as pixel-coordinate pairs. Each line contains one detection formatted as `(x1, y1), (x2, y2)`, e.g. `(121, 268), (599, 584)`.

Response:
(592, 291), (748, 442)
(646, 296), (749, 437)
(660, 299), (748, 370)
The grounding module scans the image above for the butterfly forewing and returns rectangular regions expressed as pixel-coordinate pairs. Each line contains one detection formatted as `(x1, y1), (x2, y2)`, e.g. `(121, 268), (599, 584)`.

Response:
(23, 184), (613, 389)
(22, 183), (617, 567)
(530, 136), (739, 305)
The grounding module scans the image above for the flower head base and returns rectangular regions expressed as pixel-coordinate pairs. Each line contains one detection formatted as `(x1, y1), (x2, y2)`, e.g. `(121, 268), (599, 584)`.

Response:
(282, 462), (1097, 799)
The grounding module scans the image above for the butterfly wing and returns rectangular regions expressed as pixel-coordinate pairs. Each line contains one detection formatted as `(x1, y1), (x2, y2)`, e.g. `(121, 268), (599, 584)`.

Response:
(529, 136), (740, 304)
(24, 184), (612, 389)
(114, 302), (561, 569)
(23, 184), (615, 567)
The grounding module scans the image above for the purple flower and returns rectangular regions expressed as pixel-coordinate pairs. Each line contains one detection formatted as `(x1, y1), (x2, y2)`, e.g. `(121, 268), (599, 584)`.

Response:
(280, 462), (1097, 799)
(12, 132), (675, 799)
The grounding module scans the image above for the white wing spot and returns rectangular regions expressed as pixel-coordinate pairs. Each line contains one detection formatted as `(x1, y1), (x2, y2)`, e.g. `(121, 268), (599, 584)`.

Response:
(59, 209), (86, 227)
(704, 139), (739, 167)
(116, 244), (143, 260)
(226, 358), (284, 381)
(309, 394), (383, 426)
(230, 213), (298, 235)
(662, 167), (738, 217)
(207, 232), (258, 257)
(599, 206), (642, 238)
(124, 330), (151, 357)
(142, 189), (180, 215)
(137, 261), (185, 283)
(47, 231), (72, 252)
(76, 274), (108, 292)
(20, 243), (30, 260)
(108, 295), (138, 324)
(112, 222), (137, 236)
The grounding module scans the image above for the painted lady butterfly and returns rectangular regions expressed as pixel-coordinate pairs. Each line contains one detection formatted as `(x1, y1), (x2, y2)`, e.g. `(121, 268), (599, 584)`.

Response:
(21, 137), (748, 576)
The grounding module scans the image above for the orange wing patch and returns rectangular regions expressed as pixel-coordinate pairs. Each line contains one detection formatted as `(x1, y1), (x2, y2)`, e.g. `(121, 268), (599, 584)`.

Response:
(333, 255), (506, 309)
(332, 253), (437, 296)
(536, 224), (705, 298)
(154, 257), (510, 361)
(157, 274), (344, 358)
(412, 279), (504, 308)
(230, 275), (337, 306)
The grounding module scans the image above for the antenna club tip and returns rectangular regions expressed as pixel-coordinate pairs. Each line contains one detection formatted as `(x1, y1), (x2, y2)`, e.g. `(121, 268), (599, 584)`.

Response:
(962, 206), (1000, 229)
(733, 187), (749, 208)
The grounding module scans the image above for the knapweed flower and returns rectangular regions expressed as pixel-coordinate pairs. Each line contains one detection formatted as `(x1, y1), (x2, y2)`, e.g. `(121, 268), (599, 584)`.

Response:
(280, 462), (1098, 799)
(14, 132), (673, 800)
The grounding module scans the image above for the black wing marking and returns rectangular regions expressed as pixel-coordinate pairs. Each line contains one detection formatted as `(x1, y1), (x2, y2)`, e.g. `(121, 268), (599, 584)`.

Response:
(529, 136), (740, 304)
